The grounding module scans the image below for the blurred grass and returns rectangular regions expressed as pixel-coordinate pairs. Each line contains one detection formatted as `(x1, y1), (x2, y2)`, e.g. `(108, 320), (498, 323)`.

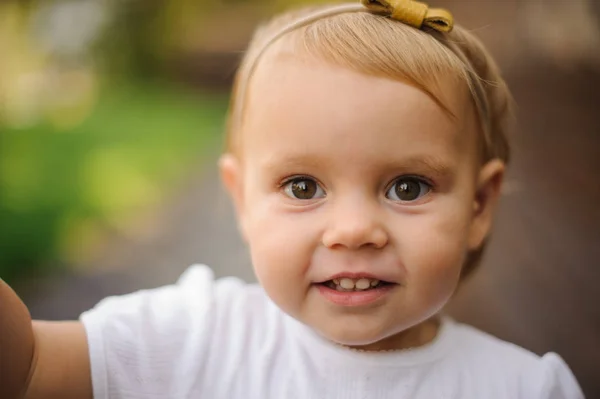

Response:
(0, 81), (228, 282)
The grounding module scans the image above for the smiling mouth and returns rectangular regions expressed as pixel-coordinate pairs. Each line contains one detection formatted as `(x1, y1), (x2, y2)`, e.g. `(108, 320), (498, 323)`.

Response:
(320, 278), (394, 292)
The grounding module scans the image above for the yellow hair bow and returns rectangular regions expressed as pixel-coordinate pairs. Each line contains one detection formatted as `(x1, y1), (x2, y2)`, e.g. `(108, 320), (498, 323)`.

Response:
(361, 0), (454, 32)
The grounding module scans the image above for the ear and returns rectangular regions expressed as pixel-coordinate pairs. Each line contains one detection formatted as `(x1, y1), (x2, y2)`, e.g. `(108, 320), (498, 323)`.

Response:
(219, 153), (248, 241)
(468, 159), (505, 250)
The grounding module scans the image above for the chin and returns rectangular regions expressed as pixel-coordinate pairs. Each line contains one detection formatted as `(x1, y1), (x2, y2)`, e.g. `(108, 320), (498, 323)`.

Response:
(317, 319), (392, 347)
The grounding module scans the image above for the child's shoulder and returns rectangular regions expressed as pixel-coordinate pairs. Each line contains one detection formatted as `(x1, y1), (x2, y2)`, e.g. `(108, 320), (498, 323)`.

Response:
(81, 264), (272, 335)
(447, 319), (540, 363)
(79, 265), (278, 397)
(442, 318), (583, 398)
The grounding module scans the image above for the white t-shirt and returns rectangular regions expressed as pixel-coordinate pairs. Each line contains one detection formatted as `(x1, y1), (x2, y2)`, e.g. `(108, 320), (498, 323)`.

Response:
(80, 265), (584, 399)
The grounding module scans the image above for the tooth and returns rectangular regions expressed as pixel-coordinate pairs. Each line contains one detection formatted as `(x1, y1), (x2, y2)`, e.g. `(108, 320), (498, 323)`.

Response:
(355, 279), (370, 290)
(370, 279), (380, 287)
(333, 279), (340, 285)
(339, 278), (355, 289)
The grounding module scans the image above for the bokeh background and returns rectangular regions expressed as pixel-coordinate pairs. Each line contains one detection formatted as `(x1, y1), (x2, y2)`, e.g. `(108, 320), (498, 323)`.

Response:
(2, 0), (599, 397)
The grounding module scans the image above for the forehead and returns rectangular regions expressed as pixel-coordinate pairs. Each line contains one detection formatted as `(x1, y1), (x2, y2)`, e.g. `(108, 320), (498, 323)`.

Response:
(241, 52), (477, 169)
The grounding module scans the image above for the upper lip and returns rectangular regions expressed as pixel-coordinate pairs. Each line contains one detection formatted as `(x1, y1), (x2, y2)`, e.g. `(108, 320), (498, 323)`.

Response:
(316, 272), (395, 284)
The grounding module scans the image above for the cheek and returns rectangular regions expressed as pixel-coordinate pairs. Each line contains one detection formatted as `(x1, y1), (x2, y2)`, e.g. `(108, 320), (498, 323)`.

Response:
(243, 195), (320, 310)
(398, 201), (473, 294)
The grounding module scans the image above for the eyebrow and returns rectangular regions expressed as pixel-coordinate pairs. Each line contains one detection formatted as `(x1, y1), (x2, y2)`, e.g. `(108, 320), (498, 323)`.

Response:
(260, 153), (455, 179)
(386, 155), (455, 179)
(260, 154), (326, 171)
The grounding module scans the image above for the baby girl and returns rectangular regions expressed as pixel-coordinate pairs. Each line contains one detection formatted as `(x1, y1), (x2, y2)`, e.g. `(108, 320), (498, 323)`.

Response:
(0, 1), (584, 398)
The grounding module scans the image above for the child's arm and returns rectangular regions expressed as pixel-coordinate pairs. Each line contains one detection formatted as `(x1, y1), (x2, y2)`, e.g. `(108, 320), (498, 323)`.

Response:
(0, 279), (92, 399)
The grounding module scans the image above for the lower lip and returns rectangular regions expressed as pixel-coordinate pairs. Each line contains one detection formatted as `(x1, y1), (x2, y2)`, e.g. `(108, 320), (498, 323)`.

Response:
(316, 284), (396, 307)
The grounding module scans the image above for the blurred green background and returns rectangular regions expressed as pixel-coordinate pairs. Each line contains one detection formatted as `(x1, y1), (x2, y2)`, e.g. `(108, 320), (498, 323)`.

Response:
(0, 0), (246, 281)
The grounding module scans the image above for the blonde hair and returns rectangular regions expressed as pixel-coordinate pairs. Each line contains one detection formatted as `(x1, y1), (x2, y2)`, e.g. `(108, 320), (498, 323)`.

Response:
(225, 3), (514, 277)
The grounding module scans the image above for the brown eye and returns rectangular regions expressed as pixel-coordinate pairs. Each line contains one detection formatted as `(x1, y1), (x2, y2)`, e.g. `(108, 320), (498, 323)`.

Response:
(283, 178), (325, 200)
(386, 177), (430, 202)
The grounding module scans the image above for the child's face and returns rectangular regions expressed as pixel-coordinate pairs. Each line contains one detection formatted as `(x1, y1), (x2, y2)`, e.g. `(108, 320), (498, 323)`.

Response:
(221, 54), (504, 350)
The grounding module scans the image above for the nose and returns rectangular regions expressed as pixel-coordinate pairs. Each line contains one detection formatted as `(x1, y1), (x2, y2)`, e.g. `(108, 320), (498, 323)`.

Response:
(322, 196), (388, 250)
